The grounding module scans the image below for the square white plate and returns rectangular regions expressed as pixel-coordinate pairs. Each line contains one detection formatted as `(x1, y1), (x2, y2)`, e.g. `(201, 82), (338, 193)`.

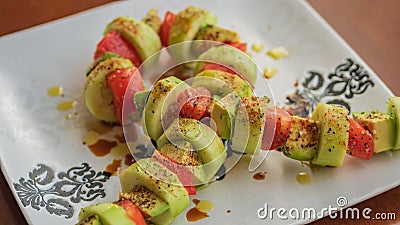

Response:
(0, 0), (397, 225)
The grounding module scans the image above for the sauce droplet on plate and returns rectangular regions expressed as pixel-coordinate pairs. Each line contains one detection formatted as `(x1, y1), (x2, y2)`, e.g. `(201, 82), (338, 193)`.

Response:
(296, 172), (311, 185)
(125, 153), (135, 166)
(186, 208), (209, 222)
(56, 100), (77, 111)
(186, 199), (213, 222)
(195, 200), (214, 213)
(105, 159), (122, 176)
(86, 120), (114, 135)
(226, 209), (232, 214)
(110, 143), (130, 157)
(88, 139), (117, 157)
(253, 171), (267, 180)
(47, 86), (63, 97)
(83, 131), (99, 146)
(65, 113), (72, 120)
(114, 134), (126, 143)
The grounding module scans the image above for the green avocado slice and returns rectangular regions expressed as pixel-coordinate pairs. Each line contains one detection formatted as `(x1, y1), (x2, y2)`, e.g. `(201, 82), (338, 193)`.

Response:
(142, 8), (162, 33)
(119, 159), (190, 221)
(143, 76), (189, 141)
(281, 116), (320, 161)
(168, 6), (217, 61)
(120, 185), (169, 219)
(133, 90), (150, 118)
(195, 25), (241, 43)
(159, 141), (207, 184)
(78, 203), (135, 225)
(387, 96), (400, 150)
(191, 70), (254, 97)
(210, 92), (241, 139)
(86, 52), (122, 76)
(193, 25), (241, 54)
(231, 96), (269, 154)
(311, 103), (349, 167)
(76, 215), (102, 225)
(195, 45), (257, 85)
(157, 118), (226, 182)
(168, 7), (217, 46)
(353, 111), (396, 153)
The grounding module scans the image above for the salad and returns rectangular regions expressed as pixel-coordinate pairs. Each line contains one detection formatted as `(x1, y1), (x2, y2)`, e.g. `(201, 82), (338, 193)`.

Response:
(77, 6), (400, 225)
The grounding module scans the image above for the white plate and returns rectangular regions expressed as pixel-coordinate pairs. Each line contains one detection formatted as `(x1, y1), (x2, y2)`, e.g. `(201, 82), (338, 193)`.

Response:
(0, 0), (398, 225)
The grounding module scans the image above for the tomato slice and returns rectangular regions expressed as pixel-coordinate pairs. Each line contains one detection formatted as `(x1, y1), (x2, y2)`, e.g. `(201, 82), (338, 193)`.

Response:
(202, 63), (254, 90)
(151, 150), (196, 195)
(159, 11), (176, 47)
(106, 67), (145, 125)
(347, 118), (374, 160)
(261, 107), (292, 150)
(95, 30), (142, 67)
(224, 41), (247, 52)
(116, 200), (146, 225)
(177, 87), (212, 121)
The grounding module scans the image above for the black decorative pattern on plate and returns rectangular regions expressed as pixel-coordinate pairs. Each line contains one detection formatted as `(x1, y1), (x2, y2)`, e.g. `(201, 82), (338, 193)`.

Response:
(284, 58), (375, 117)
(13, 163), (110, 219)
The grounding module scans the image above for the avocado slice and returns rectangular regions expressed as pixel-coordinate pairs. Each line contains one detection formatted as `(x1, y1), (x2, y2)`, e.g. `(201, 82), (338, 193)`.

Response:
(195, 25), (241, 43)
(120, 185), (169, 219)
(105, 16), (161, 62)
(353, 111), (396, 153)
(78, 203), (135, 225)
(76, 215), (102, 225)
(143, 76), (189, 141)
(311, 103), (350, 167)
(194, 45), (257, 85)
(193, 25), (241, 54)
(157, 118), (226, 182)
(86, 52), (122, 76)
(159, 141), (207, 183)
(231, 96), (270, 154)
(84, 57), (133, 123)
(191, 70), (254, 97)
(119, 159), (189, 222)
(134, 90), (150, 118)
(168, 6), (217, 60)
(210, 92), (241, 139)
(387, 96), (400, 149)
(142, 8), (162, 33)
(280, 116), (320, 161)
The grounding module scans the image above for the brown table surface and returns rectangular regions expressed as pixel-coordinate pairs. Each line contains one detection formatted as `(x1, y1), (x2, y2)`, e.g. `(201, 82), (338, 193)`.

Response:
(1, 0), (399, 224)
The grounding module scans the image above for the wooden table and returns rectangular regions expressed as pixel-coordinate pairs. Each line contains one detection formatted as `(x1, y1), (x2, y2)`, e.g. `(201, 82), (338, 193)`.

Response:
(1, 0), (399, 224)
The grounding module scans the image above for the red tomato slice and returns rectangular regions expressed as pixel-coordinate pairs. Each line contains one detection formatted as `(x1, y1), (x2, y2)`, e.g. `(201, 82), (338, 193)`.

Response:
(347, 118), (374, 160)
(95, 30), (142, 67)
(159, 11), (176, 47)
(224, 41), (247, 52)
(177, 87), (212, 121)
(116, 200), (146, 225)
(202, 63), (254, 90)
(151, 150), (196, 195)
(106, 67), (145, 125)
(261, 107), (292, 150)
